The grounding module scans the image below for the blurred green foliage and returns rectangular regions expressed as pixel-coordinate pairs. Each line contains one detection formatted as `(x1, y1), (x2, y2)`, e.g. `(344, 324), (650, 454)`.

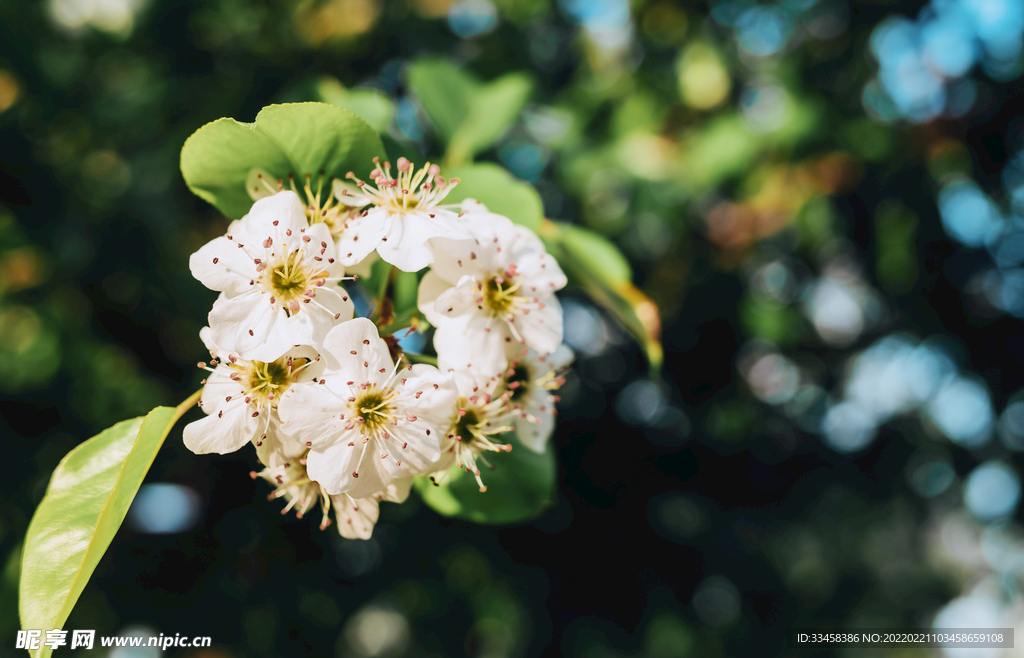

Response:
(3, 0), (1024, 656)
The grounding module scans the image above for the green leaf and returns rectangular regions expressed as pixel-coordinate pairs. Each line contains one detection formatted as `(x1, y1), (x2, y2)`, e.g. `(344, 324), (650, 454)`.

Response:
(414, 434), (556, 524)
(445, 163), (543, 231)
(406, 60), (477, 144)
(407, 59), (533, 165)
(19, 393), (200, 658)
(540, 221), (663, 374)
(180, 102), (386, 219)
(312, 77), (395, 133)
(558, 224), (633, 288)
(682, 114), (760, 190)
(448, 73), (533, 165)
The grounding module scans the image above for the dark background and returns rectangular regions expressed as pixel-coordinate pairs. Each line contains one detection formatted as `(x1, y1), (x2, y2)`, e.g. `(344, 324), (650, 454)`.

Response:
(3, 0), (1024, 656)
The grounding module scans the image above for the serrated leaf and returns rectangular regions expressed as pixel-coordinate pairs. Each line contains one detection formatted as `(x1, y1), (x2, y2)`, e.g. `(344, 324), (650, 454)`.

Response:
(180, 102), (386, 219)
(19, 393), (200, 658)
(445, 163), (543, 231)
(407, 59), (533, 165)
(414, 434), (556, 524)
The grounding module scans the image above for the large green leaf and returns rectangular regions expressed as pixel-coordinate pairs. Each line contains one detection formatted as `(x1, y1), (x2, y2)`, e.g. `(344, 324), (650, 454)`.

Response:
(414, 434), (556, 524)
(540, 221), (663, 374)
(445, 163), (543, 231)
(19, 393), (200, 658)
(407, 59), (533, 165)
(180, 102), (386, 219)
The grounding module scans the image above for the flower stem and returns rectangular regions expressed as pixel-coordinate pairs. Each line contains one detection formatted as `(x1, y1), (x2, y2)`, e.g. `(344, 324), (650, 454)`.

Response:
(178, 388), (203, 413)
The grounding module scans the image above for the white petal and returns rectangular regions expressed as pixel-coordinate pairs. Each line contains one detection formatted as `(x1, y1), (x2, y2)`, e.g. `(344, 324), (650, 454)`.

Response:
(427, 450), (457, 475)
(307, 434), (389, 498)
(429, 212), (516, 282)
(335, 208), (391, 266)
(242, 190), (309, 240)
(434, 315), (509, 377)
(378, 209), (469, 272)
(432, 275), (479, 319)
(416, 269), (454, 326)
(277, 380), (347, 446)
(183, 400), (256, 454)
(332, 493), (379, 539)
(256, 426), (309, 463)
(517, 297), (563, 356)
(346, 251), (378, 279)
(541, 343), (575, 371)
(199, 326), (220, 357)
(381, 476), (413, 503)
(320, 317), (393, 377)
(426, 236), (487, 284)
(516, 391), (556, 453)
(378, 423), (441, 480)
(517, 250), (568, 294)
(197, 363), (240, 415)
(208, 291), (290, 362)
(459, 198), (488, 213)
(400, 364), (458, 423)
(189, 236), (256, 295)
(246, 167), (279, 202)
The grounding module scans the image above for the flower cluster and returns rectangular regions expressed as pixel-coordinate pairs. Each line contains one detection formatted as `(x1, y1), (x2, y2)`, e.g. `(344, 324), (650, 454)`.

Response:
(185, 158), (571, 538)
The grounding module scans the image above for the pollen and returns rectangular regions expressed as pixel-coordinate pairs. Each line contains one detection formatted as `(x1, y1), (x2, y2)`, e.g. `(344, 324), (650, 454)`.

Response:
(241, 356), (308, 408)
(477, 265), (528, 319)
(259, 248), (328, 313)
(346, 157), (458, 215)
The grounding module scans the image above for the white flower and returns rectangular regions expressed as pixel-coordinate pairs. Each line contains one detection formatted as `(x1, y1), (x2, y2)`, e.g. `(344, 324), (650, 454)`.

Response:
(252, 435), (411, 539)
(183, 327), (323, 455)
(501, 345), (573, 453)
(331, 157), (468, 272)
(428, 364), (516, 493)
(418, 212), (567, 376)
(277, 318), (457, 499)
(189, 191), (355, 361)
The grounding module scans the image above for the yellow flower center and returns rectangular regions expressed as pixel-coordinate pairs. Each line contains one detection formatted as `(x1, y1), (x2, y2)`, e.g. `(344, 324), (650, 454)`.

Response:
(482, 275), (521, 317)
(353, 386), (396, 435)
(244, 357), (303, 407)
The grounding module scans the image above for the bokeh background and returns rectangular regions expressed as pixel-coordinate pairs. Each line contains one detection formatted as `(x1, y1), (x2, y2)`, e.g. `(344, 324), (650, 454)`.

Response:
(3, 0), (1024, 655)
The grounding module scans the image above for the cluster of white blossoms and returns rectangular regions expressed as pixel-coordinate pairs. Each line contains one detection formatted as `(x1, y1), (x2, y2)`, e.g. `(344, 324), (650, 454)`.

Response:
(185, 158), (571, 539)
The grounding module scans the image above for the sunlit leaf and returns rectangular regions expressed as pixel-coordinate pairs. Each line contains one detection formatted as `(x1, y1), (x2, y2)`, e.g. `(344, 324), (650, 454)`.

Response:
(180, 102), (386, 219)
(19, 393), (200, 658)
(559, 224), (633, 288)
(414, 434), (556, 524)
(445, 163), (543, 230)
(540, 221), (663, 373)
